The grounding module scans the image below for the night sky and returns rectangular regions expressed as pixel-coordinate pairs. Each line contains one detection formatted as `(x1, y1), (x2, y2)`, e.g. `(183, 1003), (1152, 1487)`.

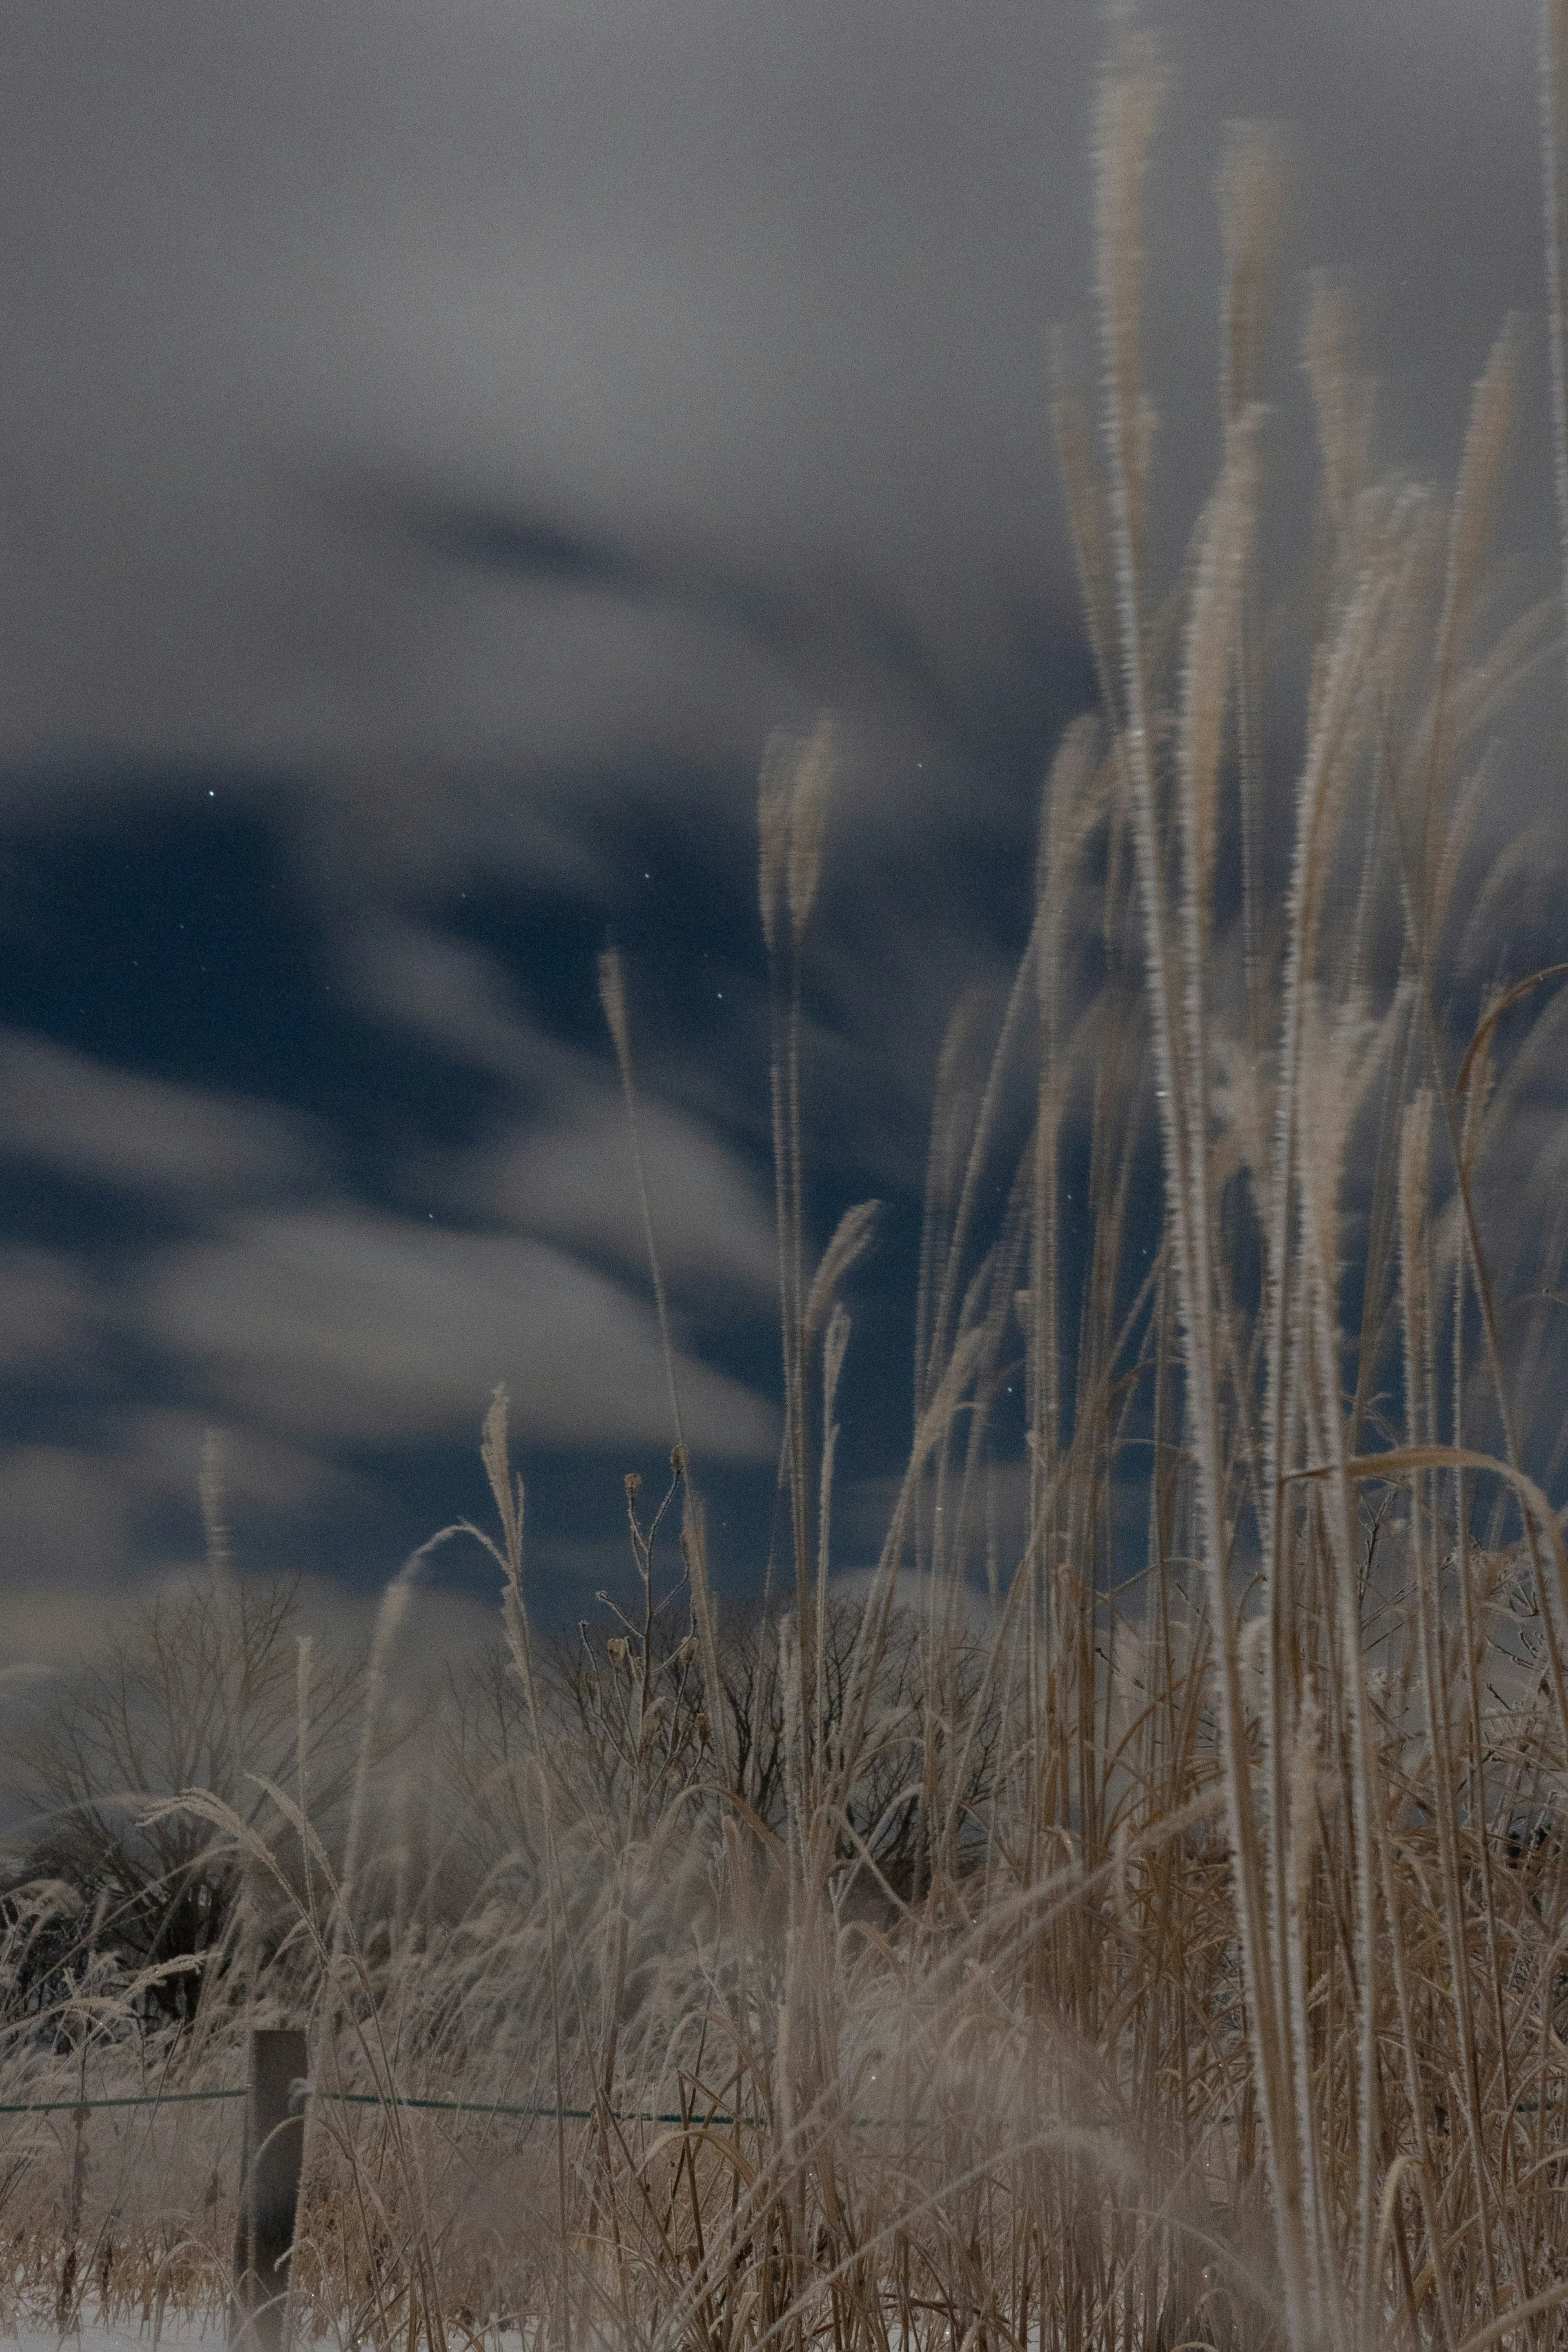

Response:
(0, 0), (1553, 1664)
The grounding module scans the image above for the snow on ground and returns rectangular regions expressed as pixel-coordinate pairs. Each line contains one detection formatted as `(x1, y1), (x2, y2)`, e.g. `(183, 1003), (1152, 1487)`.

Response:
(2, 2331), (226, 2352)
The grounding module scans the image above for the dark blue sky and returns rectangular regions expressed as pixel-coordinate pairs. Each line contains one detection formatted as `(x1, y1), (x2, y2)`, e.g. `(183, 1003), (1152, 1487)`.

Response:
(0, 0), (1552, 1659)
(0, 668), (1096, 1628)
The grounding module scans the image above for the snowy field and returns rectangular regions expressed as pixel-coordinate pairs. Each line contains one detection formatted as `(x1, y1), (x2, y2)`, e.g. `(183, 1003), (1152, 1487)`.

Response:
(2, 2332), (226, 2352)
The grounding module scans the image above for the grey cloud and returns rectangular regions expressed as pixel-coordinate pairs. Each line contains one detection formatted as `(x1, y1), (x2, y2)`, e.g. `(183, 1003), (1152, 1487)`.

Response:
(459, 1097), (778, 1301)
(138, 1207), (777, 1456)
(349, 923), (779, 1298)
(0, 1445), (140, 1592)
(0, 1), (1541, 831)
(126, 1410), (370, 1522)
(0, 1029), (318, 1203)
(0, 1249), (98, 1374)
(345, 922), (565, 1084)
(0, 1579), (140, 1689)
(0, 1412), (364, 1599)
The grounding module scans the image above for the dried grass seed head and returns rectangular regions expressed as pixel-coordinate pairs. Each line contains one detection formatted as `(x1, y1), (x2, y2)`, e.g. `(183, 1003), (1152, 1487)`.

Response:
(1180, 405), (1264, 949)
(1218, 120), (1291, 428)
(598, 943), (632, 1078)
(1302, 272), (1374, 550)
(1094, 28), (1169, 548)
(786, 710), (839, 945)
(757, 725), (798, 958)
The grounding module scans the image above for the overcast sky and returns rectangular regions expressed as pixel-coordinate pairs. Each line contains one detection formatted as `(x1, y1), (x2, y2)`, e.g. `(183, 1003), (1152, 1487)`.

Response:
(0, 0), (1553, 1658)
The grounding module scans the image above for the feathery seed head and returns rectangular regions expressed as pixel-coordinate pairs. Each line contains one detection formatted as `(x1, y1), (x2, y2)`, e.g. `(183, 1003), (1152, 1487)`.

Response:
(1218, 121), (1290, 428)
(598, 945), (632, 1078)
(757, 726), (797, 956)
(786, 710), (838, 944)
(1180, 405), (1264, 950)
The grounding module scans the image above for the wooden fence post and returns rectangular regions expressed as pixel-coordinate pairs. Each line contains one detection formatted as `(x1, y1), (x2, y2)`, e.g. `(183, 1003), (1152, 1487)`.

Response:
(230, 2029), (307, 2352)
